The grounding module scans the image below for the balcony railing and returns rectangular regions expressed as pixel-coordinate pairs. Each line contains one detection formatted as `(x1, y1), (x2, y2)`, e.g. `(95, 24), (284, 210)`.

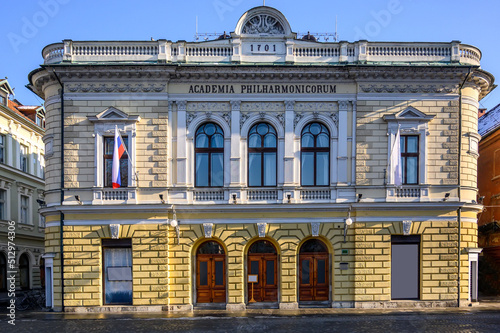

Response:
(42, 40), (481, 66)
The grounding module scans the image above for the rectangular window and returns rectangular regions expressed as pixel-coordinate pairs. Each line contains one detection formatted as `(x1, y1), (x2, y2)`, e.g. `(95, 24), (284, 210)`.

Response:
(104, 136), (128, 188)
(103, 239), (132, 305)
(0, 96), (5, 105)
(401, 135), (419, 185)
(0, 134), (5, 164)
(0, 189), (5, 220)
(20, 144), (28, 173)
(20, 195), (29, 224)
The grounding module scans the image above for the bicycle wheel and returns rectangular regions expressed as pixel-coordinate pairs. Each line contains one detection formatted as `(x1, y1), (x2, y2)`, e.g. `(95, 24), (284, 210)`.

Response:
(37, 295), (46, 309)
(16, 297), (29, 311)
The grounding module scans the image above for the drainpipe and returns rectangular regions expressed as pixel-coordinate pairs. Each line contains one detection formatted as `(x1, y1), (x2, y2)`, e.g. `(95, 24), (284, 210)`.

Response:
(456, 67), (473, 307)
(52, 69), (65, 312)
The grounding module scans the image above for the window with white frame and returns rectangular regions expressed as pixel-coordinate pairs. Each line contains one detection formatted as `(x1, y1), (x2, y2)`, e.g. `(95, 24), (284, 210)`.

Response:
(301, 122), (330, 186)
(384, 107), (434, 186)
(20, 194), (30, 224)
(0, 134), (5, 164)
(195, 123), (224, 187)
(87, 107), (139, 189)
(248, 122), (277, 187)
(20, 144), (28, 173)
(0, 179), (11, 220)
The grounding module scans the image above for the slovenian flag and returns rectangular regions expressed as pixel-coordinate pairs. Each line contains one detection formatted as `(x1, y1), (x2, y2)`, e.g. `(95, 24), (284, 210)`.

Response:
(112, 126), (125, 189)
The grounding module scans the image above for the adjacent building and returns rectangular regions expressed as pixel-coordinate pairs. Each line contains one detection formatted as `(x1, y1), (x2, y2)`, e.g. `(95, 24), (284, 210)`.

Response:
(0, 78), (46, 296)
(477, 103), (500, 294)
(28, 6), (494, 311)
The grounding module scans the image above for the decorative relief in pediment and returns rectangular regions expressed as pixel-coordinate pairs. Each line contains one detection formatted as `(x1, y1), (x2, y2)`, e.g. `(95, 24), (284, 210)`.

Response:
(242, 14), (285, 35)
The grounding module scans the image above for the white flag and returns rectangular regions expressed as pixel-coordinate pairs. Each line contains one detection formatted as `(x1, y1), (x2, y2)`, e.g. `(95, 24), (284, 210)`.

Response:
(390, 128), (402, 186)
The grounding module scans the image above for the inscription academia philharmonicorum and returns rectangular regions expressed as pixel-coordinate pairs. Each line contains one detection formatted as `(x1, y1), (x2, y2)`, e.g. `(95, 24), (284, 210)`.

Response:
(188, 84), (337, 94)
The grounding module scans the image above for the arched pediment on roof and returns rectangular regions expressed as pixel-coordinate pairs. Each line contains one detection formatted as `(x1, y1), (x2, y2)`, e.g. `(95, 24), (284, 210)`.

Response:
(235, 6), (292, 37)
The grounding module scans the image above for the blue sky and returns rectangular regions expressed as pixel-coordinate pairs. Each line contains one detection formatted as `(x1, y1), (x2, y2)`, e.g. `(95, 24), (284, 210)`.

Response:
(1, 0), (499, 110)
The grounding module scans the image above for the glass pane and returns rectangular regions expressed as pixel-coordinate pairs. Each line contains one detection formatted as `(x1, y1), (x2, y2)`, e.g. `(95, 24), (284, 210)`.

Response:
(249, 134), (261, 148)
(196, 134), (209, 148)
(266, 260), (275, 285)
(263, 134), (276, 148)
(317, 133), (329, 147)
(257, 123), (269, 135)
(407, 157), (418, 184)
(211, 134), (224, 148)
(301, 153), (314, 186)
(401, 158), (406, 184)
(251, 261), (259, 275)
(249, 153), (262, 186)
(197, 241), (225, 254)
(316, 152), (329, 186)
(196, 154), (209, 187)
(211, 153), (224, 187)
(248, 240), (277, 254)
(301, 260), (310, 284)
(199, 261), (208, 286)
(205, 123), (216, 136)
(407, 136), (418, 153)
(120, 159), (128, 187)
(300, 239), (328, 253)
(310, 123), (321, 135)
(104, 247), (132, 304)
(400, 136), (406, 153)
(302, 133), (314, 147)
(263, 153), (276, 186)
(215, 261), (224, 286)
(317, 259), (326, 284)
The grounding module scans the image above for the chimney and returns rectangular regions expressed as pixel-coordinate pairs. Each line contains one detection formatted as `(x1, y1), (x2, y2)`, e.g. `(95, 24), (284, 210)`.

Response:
(478, 108), (487, 118)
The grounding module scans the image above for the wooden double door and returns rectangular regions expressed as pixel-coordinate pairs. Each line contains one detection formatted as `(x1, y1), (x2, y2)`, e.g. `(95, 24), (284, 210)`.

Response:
(299, 239), (329, 302)
(196, 241), (226, 303)
(248, 253), (278, 302)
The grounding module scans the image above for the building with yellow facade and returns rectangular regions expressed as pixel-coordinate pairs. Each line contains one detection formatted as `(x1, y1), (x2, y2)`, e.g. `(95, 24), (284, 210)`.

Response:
(28, 6), (494, 311)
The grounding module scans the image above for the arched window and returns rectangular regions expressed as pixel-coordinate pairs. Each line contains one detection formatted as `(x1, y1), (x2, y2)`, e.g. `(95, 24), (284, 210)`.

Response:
(301, 123), (330, 186)
(195, 123), (224, 187)
(19, 253), (30, 290)
(248, 123), (277, 187)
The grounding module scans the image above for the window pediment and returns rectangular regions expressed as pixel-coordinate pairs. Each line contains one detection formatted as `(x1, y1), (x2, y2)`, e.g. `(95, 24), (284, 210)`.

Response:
(87, 107), (141, 123)
(384, 106), (435, 123)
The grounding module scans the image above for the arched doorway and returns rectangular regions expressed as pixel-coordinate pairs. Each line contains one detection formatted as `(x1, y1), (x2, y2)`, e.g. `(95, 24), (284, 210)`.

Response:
(196, 241), (226, 303)
(299, 239), (329, 302)
(247, 240), (278, 303)
(19, 253), (30, 290)
(0, 253), (6, 291)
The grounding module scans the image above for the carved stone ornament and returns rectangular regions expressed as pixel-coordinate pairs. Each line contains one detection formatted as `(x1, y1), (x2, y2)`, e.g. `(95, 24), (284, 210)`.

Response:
(360, 84), (459, 94)
(311, 222), (321, 237)
(110, 224), (120, 239)
(293, 112), (304, 130)
(176, 100), (187, 111)
(240, 113), (250, 129)
(402, 220), (412, 236)
(203, 223), (213, 238)
(242, 14), (285, 35)
(338, 101), (349, 111)
(257, 223), (267, 238)
(66, 83), (165, 93)
(284, 100), (295, 111)
(230, 100), (241, 111)
(276, 112), (285, 127)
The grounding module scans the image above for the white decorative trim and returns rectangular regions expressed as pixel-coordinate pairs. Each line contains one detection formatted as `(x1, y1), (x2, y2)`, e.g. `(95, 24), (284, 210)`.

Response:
(110, 224), (120, 239)
(257, 222), (267, 238)
(311, 222), (321, 237)
(402, 220), (412, 235)
(203, 223), (213, 238)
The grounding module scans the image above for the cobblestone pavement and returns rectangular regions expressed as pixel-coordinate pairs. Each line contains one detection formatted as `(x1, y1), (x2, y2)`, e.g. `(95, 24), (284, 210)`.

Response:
(3, 309), (500, 333)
